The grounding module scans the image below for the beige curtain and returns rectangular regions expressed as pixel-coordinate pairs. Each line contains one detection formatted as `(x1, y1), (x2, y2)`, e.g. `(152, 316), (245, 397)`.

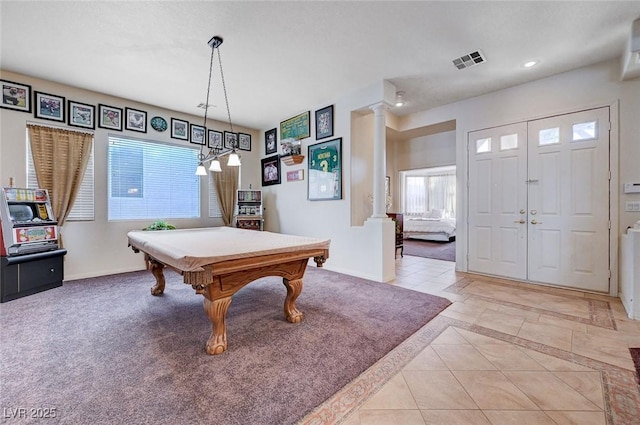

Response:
(214, 160), (239, 226)
(27, 124), (93, 245)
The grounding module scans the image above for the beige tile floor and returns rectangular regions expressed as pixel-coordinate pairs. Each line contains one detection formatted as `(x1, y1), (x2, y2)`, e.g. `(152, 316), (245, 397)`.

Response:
(302, 254), (640, 425)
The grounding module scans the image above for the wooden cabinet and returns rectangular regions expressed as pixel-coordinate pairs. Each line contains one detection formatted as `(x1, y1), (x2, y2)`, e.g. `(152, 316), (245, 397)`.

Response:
(386, 213), (403, 257)
(235, 190), (263, 231)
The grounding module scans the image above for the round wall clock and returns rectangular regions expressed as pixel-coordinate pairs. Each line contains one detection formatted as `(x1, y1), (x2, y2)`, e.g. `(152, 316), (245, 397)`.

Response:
(150, 116), (167, 132)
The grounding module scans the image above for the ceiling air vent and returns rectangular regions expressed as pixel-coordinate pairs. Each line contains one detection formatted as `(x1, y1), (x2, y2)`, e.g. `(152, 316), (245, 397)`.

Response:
(452, 50), (486, 70)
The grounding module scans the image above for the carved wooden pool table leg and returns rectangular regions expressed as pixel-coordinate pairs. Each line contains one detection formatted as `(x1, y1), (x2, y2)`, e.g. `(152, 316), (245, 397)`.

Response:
(147, 257), (166, 295)
(202, 295), (232, 355)
(283, 278), (304, 323)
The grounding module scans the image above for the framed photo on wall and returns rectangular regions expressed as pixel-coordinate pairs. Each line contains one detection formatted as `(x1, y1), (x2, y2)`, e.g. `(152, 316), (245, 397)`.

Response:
(261, 155), (281, 186)
(280, 111), (310, 141)
(208, 129), (223, 149)
(190, 124), (206, 145)
(1, 79), (31, 113)
(68, 100), (95, 129)
(238, 132), (251, 151)
(265, 128), (277, 154)
(315, 105), (334, 140)
(171, 118), (189, 140)
(98, 104), (123, 131)
(34, 91), (65, 122)
(224, 131), (238, 150)
(308, 137), (342, 200)
(125, 107), (147, 133)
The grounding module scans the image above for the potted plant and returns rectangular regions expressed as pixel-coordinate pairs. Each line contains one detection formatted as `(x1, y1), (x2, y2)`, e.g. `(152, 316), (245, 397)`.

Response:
(143, 220), (176, 231)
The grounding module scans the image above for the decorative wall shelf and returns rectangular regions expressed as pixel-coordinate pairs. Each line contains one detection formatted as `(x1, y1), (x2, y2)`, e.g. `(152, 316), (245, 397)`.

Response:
(280, 155), (305, 166)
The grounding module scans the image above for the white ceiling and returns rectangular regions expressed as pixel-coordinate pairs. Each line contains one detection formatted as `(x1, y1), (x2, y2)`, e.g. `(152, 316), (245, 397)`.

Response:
(1, 1), (639, 131)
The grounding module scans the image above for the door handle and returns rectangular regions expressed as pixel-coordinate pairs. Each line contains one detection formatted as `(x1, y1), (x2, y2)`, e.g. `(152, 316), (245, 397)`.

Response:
(514, 219), (525, 224)
(531, 220), (542, 225)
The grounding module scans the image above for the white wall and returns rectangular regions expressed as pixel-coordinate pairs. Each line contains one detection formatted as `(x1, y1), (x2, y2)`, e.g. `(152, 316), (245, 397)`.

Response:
(259, 81), (396, 282)
(398, 59), (639, 291)
(0, 71), (260, 280)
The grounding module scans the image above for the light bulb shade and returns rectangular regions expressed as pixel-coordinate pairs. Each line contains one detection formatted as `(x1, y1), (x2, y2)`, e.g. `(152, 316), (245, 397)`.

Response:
(227, 152), (241, 166)
(209, 159), (222, 172)
(195, 163), (207, 176)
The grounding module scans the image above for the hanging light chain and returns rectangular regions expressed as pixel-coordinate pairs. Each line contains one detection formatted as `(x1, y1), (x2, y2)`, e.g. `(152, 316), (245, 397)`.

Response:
(216, 46), (234, 136)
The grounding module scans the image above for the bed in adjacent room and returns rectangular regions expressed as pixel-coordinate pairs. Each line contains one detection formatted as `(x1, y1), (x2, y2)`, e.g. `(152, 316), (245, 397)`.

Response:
(403, 209), (456, 242)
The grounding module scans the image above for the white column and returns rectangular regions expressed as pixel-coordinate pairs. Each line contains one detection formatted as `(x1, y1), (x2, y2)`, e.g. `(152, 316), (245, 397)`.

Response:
(370, 102), (390, 219)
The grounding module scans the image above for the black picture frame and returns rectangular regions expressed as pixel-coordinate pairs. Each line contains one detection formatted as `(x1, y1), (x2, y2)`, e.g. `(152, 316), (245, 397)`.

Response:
(315, 105), (334, 140)
(308, 137), (342, 201)
(265, 128), (277, 154)
(280, 111), (310, 140)
(261, 155), (281, 186)
(224, 131), (238, 150)
(190, 124), (206, 145)
(34, 91), (65, 122)
(125, 107), (147, 133)
(208, 129), (224, 149)
(98, 104), (123, 131)
(171, 118), (189, 140)
(238, 132), (251, 151)
(1, 79), (31, 113)
(68, 100), (95, 129)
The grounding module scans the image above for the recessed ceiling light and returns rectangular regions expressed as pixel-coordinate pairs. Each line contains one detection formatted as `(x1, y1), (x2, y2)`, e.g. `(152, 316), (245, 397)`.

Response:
(395, 91), (405, 107)
(523, 60), (538, 68)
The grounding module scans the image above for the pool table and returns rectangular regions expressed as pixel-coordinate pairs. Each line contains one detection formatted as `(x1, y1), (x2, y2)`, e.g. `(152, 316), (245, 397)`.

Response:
(127, 227), (330, 355)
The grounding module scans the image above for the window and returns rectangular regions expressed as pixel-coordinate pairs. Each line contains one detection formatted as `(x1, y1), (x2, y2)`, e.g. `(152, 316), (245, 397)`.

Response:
(27, 134), (95, 221)
(476, 137), (491, 153)
(405, 176), (427, 215)
(500, 133), (518, 151)
(108, 136), (200, 220)
(572, 121), (597, 142)
(402, 167), (456, 218)
(539, 127), (559, 146)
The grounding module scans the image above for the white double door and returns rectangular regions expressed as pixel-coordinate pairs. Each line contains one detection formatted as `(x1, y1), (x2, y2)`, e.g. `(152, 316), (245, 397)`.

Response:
(468, 107), (610, 292)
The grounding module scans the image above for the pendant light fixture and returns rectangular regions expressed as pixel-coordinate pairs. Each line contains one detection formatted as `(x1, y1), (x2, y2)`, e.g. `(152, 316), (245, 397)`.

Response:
(195, 35), (241, 175)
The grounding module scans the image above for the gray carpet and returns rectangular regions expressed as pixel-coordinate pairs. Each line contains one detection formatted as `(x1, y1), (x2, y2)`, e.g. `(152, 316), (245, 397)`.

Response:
(0, 266), (450, 424)
(404, 238), (456, 261)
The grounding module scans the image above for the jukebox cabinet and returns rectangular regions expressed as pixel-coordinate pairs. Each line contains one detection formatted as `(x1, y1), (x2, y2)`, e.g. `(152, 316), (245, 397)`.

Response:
(0, 187), (67, 302)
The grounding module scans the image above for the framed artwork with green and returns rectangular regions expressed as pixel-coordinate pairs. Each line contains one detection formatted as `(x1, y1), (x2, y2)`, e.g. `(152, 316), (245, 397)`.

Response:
(308, 137), (342, 201)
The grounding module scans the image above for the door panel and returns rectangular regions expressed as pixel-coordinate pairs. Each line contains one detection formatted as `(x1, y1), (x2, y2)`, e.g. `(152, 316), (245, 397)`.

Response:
(527, 107), (610, 292)
(468, 123), (528, 280)
(467, 107), (610, 292)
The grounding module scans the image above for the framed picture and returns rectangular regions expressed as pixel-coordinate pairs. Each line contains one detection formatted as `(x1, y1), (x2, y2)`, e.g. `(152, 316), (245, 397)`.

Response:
(34, 91), (65, 122)
(68, 100), (95, 129)
(1, 79), (31, 113)
(280, 111), (310, 140)
(308, 137), (342, 201)
(208, 129), (224, 149)
(261, 155), (281, 186)
(265, 128), (277, 154)
(190, 124), (206, 145)
(287, 169), (304, 182)
(171, 118), (189, 140)
(224, 131), (238, 150)
(125, 107), (147, 133)
(315, 105), (334, 140)
(98, 104), (123, 131)
(238, 132), (251, 151)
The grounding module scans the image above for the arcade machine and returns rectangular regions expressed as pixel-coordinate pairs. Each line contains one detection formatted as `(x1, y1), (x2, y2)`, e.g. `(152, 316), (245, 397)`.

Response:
(0, 187), (67, 302)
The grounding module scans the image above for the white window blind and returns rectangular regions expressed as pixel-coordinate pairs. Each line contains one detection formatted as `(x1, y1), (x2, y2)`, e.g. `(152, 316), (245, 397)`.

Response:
(108, 136), (200, 220)
(26, 134), (95, 221)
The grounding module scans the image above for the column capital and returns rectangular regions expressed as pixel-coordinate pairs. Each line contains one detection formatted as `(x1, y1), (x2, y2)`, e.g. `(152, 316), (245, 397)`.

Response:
(369, 102), (391, 114)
